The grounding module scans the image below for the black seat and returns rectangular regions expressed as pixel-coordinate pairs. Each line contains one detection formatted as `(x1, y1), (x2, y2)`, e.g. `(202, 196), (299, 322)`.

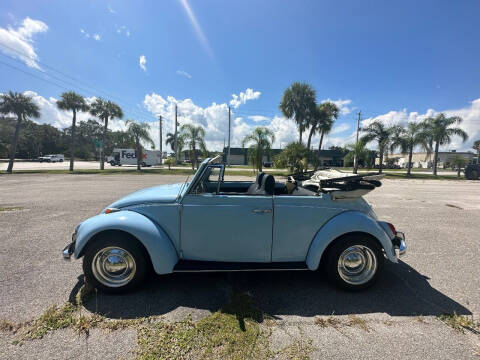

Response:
(249, 174), (275, 195)
(247, 172), (265, 194)
(262, 174), (275, 195)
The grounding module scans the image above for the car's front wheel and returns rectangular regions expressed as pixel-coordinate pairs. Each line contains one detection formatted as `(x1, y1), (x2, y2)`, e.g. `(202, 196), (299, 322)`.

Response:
(83, 234), (148, 293)
(325, 234), (384, 291)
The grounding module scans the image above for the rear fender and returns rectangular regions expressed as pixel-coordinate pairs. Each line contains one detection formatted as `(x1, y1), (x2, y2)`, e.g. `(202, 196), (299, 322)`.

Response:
(306, 210), (397, 271)
(74, 210), (178, 274)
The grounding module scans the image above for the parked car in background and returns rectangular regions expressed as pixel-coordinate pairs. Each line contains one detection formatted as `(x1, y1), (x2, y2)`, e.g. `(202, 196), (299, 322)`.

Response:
(38, 154), (64, 163)
(465, 158), (480, 180)
(63, 156), (406, 293)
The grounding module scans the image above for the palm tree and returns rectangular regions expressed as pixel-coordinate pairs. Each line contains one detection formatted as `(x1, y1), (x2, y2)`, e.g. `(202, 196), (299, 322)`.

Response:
(344, 141), (369, 173)
(180, 124), (206, 170)
(316, 101), (339, 152)
(389, 122), (428, 175)
(56, 91), (90, 171)
(0, 92), (40, 173)
(279, 82), (316, 144)
(450, 155), (468, 178)
(361, 121), (392, 174)
(126, 120), (155, 170)
(166, 132), (175, 151)
(422, 113), (468, 175)
(472, 139), (480, 161)
(90, 98), (123, 170)
(242, 127), (275, 172)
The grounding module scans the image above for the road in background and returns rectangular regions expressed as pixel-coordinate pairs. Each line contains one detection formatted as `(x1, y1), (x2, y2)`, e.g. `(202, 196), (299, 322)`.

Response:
(0, 160), (460, 176)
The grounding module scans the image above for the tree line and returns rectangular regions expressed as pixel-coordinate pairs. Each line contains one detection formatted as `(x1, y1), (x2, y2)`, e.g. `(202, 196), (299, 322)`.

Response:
(0, 91), (157, 172)
(241, 82), (473, 176)
(1, 86), (476, 176)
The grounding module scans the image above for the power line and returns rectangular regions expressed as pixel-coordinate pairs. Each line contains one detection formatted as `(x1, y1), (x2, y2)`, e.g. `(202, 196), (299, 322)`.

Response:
(0, 43), (157, 121)
(0, 58), (155, 124)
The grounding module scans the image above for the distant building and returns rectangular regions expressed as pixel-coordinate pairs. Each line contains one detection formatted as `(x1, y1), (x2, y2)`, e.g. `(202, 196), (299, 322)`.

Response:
(222, 147), (281, 165)
(388, 151), (475, 168)
(222, 147), (347, 167)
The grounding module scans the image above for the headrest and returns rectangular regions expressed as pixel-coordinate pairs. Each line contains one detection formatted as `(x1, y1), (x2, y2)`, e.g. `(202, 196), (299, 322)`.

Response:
(262, 174), (275, 195)
(256, 172), (265, 186)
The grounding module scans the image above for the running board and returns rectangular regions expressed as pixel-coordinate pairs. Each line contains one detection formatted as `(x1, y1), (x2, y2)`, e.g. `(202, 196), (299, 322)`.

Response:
(173, 260), (308, 272)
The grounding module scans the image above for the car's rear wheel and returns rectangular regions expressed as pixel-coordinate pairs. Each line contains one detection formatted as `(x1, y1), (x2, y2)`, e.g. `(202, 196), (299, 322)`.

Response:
(325, 234), (384, 291)
(83, 234), (148, 293)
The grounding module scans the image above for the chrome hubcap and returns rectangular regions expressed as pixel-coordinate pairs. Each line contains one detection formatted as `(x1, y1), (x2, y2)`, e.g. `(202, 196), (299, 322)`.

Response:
(92, 247), (136, 287)
(338, 245), (377, 285)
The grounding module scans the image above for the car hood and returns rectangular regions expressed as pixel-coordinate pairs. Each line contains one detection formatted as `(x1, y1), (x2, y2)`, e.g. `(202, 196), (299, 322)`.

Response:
(106, 182), (186, 209)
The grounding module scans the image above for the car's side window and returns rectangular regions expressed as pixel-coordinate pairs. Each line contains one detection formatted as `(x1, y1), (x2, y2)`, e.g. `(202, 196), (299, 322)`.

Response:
(190, 165), (223, 195)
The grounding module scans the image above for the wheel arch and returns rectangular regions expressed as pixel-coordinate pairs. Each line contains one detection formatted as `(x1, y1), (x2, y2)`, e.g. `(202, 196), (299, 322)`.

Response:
(318, 231), (383, 268)
(306, 211), (397, 271)
(78, 229), (153, 269)
(74, 210), (178, 274)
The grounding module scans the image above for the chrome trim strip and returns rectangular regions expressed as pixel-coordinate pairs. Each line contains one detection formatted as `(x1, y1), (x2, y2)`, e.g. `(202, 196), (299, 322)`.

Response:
(173, 268), (309, 273)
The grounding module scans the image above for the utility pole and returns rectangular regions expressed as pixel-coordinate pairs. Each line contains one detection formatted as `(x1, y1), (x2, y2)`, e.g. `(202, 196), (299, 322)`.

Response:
(159, 115), (163, 164)
(227, 106), (231, 166)
(353, 111), (361, 174)
(174, 104), (178, 164)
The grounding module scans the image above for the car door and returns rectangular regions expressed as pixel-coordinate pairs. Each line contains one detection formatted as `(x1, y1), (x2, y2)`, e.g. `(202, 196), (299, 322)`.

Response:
(272, 194), (343, 262)
(180, 166), (273, 262)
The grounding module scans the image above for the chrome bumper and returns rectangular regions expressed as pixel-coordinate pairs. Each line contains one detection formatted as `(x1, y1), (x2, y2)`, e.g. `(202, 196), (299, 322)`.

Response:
(62, 231), (77, 260)
(392, 232), (406, 257)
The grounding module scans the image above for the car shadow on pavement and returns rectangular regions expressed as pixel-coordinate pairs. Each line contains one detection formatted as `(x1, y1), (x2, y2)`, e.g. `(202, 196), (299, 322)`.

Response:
(77, 260), (471, 320)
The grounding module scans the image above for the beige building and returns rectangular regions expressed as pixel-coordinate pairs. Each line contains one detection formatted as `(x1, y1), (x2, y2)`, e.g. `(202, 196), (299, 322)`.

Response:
(389, 151), (476, 168)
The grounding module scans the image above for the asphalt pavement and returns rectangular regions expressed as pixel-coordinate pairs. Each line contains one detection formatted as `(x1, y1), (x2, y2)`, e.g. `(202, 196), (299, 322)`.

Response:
(0, 173), (479, 359)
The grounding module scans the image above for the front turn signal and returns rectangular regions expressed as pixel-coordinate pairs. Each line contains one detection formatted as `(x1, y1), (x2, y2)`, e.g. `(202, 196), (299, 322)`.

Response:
(105, 208), (120, 214)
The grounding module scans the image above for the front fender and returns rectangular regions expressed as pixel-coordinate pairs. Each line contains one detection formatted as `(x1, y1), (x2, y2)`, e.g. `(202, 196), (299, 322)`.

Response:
(306, 211), (397, 271)
(74, 210), (178, 274)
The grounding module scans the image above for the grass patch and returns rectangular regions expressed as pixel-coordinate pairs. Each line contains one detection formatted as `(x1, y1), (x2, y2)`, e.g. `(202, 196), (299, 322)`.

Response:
(314, 316), (341, 330)
(438, 313), (480, 334)
(22, 303), (77, 340)
(383, 172), (464, 180)
(136, 293), (271, 360)
(314, 315), (370, 333)
(0, 319), (18, 332)
(347, 315), (370, 332)
(0, 167), (289, 178)
(0, 206), (24, 212)
(276, 339), (314, 360)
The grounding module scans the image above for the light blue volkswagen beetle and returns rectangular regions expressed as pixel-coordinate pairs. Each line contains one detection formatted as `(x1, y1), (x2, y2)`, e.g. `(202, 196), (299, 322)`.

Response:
(63, 156), (406, 293)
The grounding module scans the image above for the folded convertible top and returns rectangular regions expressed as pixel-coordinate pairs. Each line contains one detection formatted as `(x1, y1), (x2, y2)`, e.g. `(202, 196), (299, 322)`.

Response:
(288, 169), (384, 199)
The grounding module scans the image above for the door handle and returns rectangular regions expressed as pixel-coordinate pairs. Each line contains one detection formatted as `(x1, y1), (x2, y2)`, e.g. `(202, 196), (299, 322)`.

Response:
(252, 209), (272, 214)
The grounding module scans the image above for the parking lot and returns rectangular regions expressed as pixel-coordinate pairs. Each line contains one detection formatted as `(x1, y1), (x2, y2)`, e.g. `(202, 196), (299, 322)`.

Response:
(0, 173), (479, 359)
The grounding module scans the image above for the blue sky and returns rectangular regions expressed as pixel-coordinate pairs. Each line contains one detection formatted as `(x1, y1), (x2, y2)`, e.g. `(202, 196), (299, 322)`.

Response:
(1, 0), (480, 151)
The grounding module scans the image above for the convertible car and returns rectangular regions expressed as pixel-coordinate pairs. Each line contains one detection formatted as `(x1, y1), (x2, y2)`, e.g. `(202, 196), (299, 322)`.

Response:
(63, 156), (406, 293)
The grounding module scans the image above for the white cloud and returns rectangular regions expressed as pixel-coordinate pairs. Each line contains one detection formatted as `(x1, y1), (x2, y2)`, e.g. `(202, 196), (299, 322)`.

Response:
(330, 123), (350, 135)
(322, 98), (353, 115)
(229, 88), (261, 109)
(139, 55), (147, 71)
(0, 17), (48, 69)
(176, 70), (192, 79)
(248, 115), (269, 122)
(18, 88), (480, 154)
(19, 91), (95, 129)
(80, 29), (101, 41)
(108, 4), (116, 14)
(116, 25), (130, 37)
(360, 102), (480, 151)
